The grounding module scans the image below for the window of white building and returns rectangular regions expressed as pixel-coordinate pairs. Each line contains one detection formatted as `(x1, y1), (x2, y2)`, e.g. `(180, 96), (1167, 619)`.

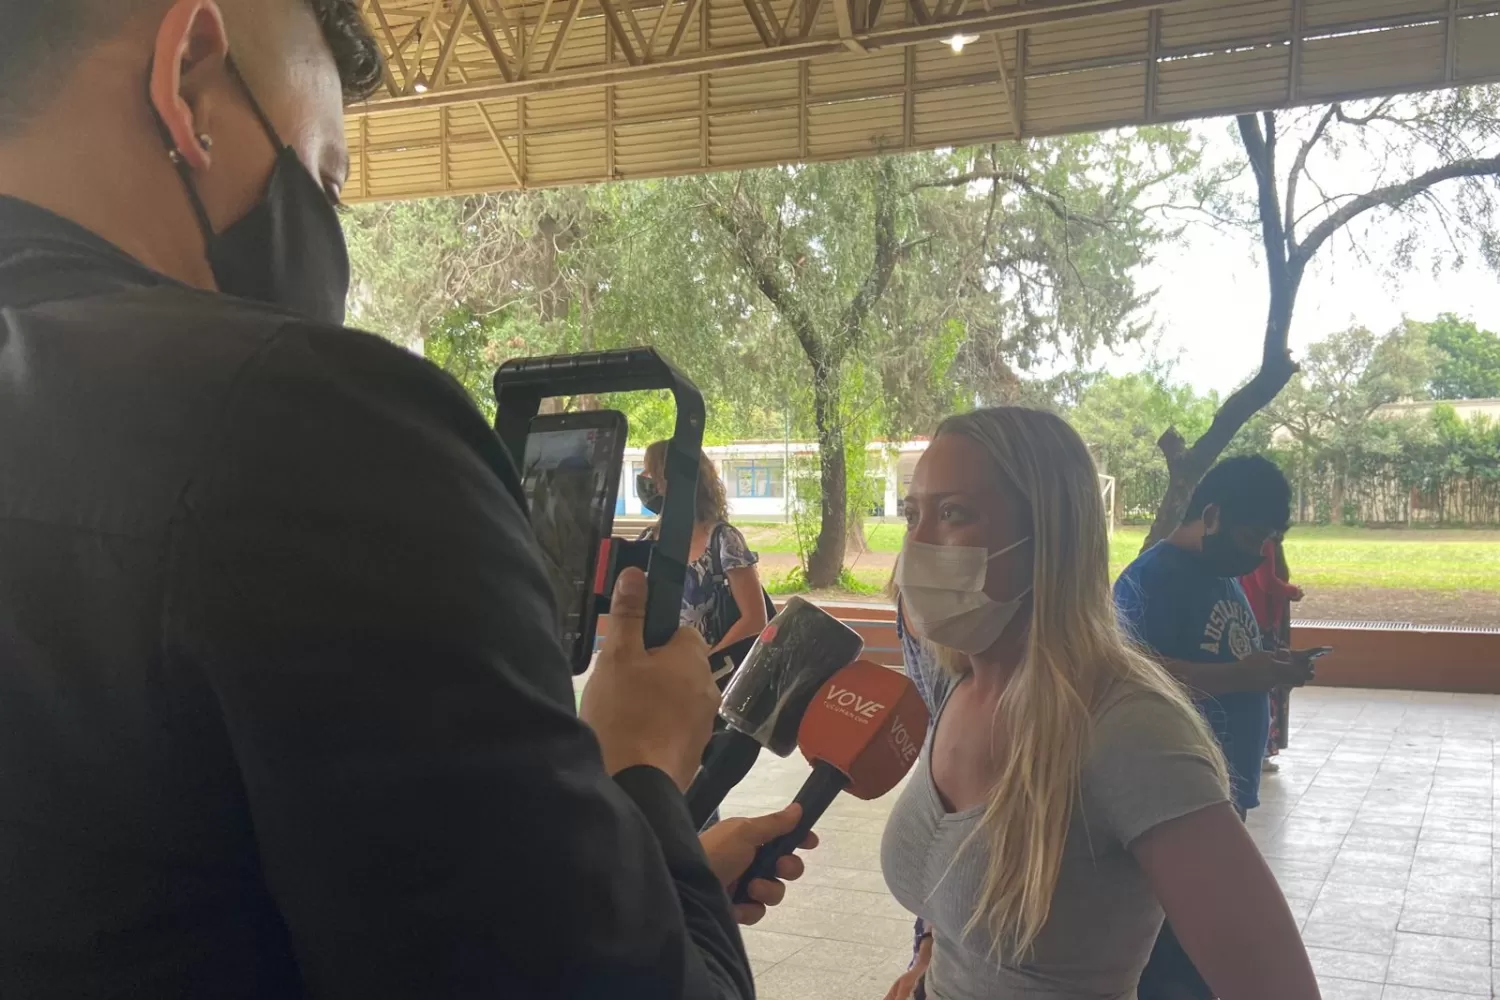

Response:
(723, 459), (786, 499)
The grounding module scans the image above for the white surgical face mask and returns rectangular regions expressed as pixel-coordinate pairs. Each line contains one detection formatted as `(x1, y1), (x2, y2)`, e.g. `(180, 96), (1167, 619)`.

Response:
(896, 537), (1032, 655)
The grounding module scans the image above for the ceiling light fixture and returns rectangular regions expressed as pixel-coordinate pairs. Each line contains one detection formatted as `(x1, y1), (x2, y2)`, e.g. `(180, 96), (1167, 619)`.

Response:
(947, 33), (978, 53)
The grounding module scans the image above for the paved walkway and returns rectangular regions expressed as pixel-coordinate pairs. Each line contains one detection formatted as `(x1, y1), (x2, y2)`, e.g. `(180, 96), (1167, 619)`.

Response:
(717, 686), (1500, 1000)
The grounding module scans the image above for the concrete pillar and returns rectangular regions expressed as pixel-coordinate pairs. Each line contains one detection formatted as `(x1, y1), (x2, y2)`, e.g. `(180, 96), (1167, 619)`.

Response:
(884, 450), (901, 520)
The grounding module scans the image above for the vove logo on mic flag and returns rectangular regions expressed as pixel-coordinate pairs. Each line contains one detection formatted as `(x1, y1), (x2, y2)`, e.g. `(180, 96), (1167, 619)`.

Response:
(823, 685), (885, 721)
(798, 660), (930, 800)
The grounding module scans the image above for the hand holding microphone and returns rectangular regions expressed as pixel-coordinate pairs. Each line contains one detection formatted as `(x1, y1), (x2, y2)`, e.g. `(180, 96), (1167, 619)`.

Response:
(732, 660), (930, 902)
(699, 804), (819, 926)
(580, 568), (720, 791)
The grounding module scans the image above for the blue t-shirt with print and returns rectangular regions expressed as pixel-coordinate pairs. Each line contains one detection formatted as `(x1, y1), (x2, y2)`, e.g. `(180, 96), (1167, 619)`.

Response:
(1114, 542), (1269, 812)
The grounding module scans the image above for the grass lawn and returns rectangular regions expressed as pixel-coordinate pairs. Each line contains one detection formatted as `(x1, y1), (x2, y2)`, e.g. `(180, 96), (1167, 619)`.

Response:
(740, 522), (1500, 595)
(740, 521), (908, 555)
(1113, 526), (1500, 592)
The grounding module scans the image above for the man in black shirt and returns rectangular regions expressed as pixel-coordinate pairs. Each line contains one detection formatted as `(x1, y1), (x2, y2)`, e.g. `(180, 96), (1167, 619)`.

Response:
(0, 2), (803, 997)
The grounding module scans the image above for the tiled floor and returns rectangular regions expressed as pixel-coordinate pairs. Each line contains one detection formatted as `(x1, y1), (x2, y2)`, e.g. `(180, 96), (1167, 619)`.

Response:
(717, 686), (1500, 999)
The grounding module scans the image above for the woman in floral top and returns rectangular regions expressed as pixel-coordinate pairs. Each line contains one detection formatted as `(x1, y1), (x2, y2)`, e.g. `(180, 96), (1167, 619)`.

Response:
(638, 442), (769, 654)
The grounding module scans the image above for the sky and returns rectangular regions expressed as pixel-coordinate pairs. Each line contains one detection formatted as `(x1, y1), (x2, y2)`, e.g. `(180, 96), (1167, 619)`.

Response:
(1084, 116), (1500, 397)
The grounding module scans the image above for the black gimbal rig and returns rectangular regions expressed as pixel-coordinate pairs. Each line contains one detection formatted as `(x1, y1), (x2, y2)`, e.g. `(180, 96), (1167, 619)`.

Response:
(492, 348), (705, 670)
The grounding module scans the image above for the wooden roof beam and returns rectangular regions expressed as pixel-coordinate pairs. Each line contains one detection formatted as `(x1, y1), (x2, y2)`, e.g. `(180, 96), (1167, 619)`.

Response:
(523, 0), (556, 74)
(542, 0), (585, 73)
(665, 0), (702, 57)
(468, 0), (517, 82)
(484, 0), (525, 65)
(599, 0), (643, 64)
(365, 0), (409, 96)
(647, 0), (680, 59)
(802, 0), (827, 41)
(431, 2), (471, 90)
(618, 0), (653, 58)
(776, 0), (801, 46)
(742, 0), (779, 48)
(475, 101), (525, 186)
(833, 0), (867, 52)
(405, 0), (445, 95)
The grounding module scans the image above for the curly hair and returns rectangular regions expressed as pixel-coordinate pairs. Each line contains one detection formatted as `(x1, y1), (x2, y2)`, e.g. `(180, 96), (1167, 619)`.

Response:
(308, 0), (384, 102)
(643, 441), (730, 527)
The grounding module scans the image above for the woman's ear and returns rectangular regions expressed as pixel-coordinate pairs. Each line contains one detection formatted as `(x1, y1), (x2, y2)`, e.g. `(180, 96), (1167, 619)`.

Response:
(148, 0), (230, 173)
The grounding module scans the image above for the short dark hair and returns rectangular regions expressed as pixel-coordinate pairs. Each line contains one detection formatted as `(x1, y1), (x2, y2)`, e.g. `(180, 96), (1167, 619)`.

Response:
(307, 0), (385, 102)
(0, 2), (146, 129)
(0, 0), (382, 128)
(1183, 455), (1291, 530)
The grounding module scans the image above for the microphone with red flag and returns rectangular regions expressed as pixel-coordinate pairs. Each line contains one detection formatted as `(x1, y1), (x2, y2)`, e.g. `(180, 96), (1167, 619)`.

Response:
(731, 659), (930, 902)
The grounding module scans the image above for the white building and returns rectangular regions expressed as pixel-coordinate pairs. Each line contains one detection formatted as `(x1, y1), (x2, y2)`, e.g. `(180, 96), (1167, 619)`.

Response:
(616, 439), (928, 521)
(1271, 398), (1500, 445)
(1373, 398), (1500, 423)
(616, 439), (1115, 533)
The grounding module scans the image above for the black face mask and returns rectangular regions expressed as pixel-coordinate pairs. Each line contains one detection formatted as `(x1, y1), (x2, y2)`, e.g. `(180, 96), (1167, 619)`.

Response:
(1201, 529), (1264, 578)
(155, 59), (350, 325)
(637, 474), (664, 515)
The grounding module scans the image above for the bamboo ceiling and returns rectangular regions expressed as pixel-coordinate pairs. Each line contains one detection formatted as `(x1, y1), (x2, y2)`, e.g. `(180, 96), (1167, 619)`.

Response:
(347, 0), (1500, 200)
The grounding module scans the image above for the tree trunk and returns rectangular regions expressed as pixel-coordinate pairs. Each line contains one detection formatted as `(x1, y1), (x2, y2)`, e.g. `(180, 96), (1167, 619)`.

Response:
(1331, 461), (1347, 523)
(847, 511), (870, 556)
(1144, 432), (1210, 550)
(807, 362), (847, 589)
(1142, 330), (1298, 549)
(1141, 113), (1303, 551)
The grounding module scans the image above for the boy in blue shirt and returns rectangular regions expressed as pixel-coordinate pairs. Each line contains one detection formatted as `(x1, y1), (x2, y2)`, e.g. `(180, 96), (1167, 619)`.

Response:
(1115, 455), (1318, 1000)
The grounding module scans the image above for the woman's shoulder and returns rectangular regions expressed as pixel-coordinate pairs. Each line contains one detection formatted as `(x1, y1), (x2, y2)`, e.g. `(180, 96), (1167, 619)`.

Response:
(1087, 678), (1211, 757)
(1081, 677), (1229, 845)
(713, 521), (759, 569)
(714, 521), (749, 544)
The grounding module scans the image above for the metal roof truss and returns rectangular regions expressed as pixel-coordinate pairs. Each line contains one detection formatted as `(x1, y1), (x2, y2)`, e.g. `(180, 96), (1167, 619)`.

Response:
(346, 0), (1500, 200)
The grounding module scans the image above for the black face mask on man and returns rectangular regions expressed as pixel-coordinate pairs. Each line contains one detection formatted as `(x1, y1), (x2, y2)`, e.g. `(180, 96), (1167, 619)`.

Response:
(152, 58), (350, 325)
(636, 474), (665, 515)
(1200, 527), (1264, 578)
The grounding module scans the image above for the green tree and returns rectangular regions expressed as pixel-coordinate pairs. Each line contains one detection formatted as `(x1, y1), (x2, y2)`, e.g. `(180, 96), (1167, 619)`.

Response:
(1265, 322), (1435, 518)
(346, 186), (794, 444)
(1422, 313), (1500, 399)
(1069, 368), (1219, 519)
(1145, 87), (1500, 547)
(347, 133), (1204, 587)
(1266, 323), (1434, 448)
(651, 135), (1200, 586)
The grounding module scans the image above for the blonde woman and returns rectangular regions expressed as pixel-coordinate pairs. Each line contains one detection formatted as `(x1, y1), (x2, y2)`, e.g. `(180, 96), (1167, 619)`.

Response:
(879, 408), (1319, 1000)
(638, 442), (771, 656)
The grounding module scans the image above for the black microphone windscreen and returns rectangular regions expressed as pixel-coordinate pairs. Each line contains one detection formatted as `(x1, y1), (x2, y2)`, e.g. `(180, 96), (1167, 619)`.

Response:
(718, 597), (864, 757)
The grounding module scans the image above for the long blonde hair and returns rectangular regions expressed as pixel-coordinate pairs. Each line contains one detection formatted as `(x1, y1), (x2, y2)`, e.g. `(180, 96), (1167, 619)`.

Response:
(913, 407), (1226, 958)
(643, 440), (730, 526)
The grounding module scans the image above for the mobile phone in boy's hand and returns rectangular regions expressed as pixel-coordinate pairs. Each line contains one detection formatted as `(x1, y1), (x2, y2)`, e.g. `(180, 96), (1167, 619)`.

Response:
(1279, 646), (1332, 687)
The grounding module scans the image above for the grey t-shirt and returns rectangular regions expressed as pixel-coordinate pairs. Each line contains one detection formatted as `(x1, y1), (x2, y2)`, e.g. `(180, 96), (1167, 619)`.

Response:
(880, 671), (1228, 1000)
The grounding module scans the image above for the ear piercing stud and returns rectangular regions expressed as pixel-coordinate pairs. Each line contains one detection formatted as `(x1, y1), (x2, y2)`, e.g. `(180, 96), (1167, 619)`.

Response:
(167, 133), (213, 164)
